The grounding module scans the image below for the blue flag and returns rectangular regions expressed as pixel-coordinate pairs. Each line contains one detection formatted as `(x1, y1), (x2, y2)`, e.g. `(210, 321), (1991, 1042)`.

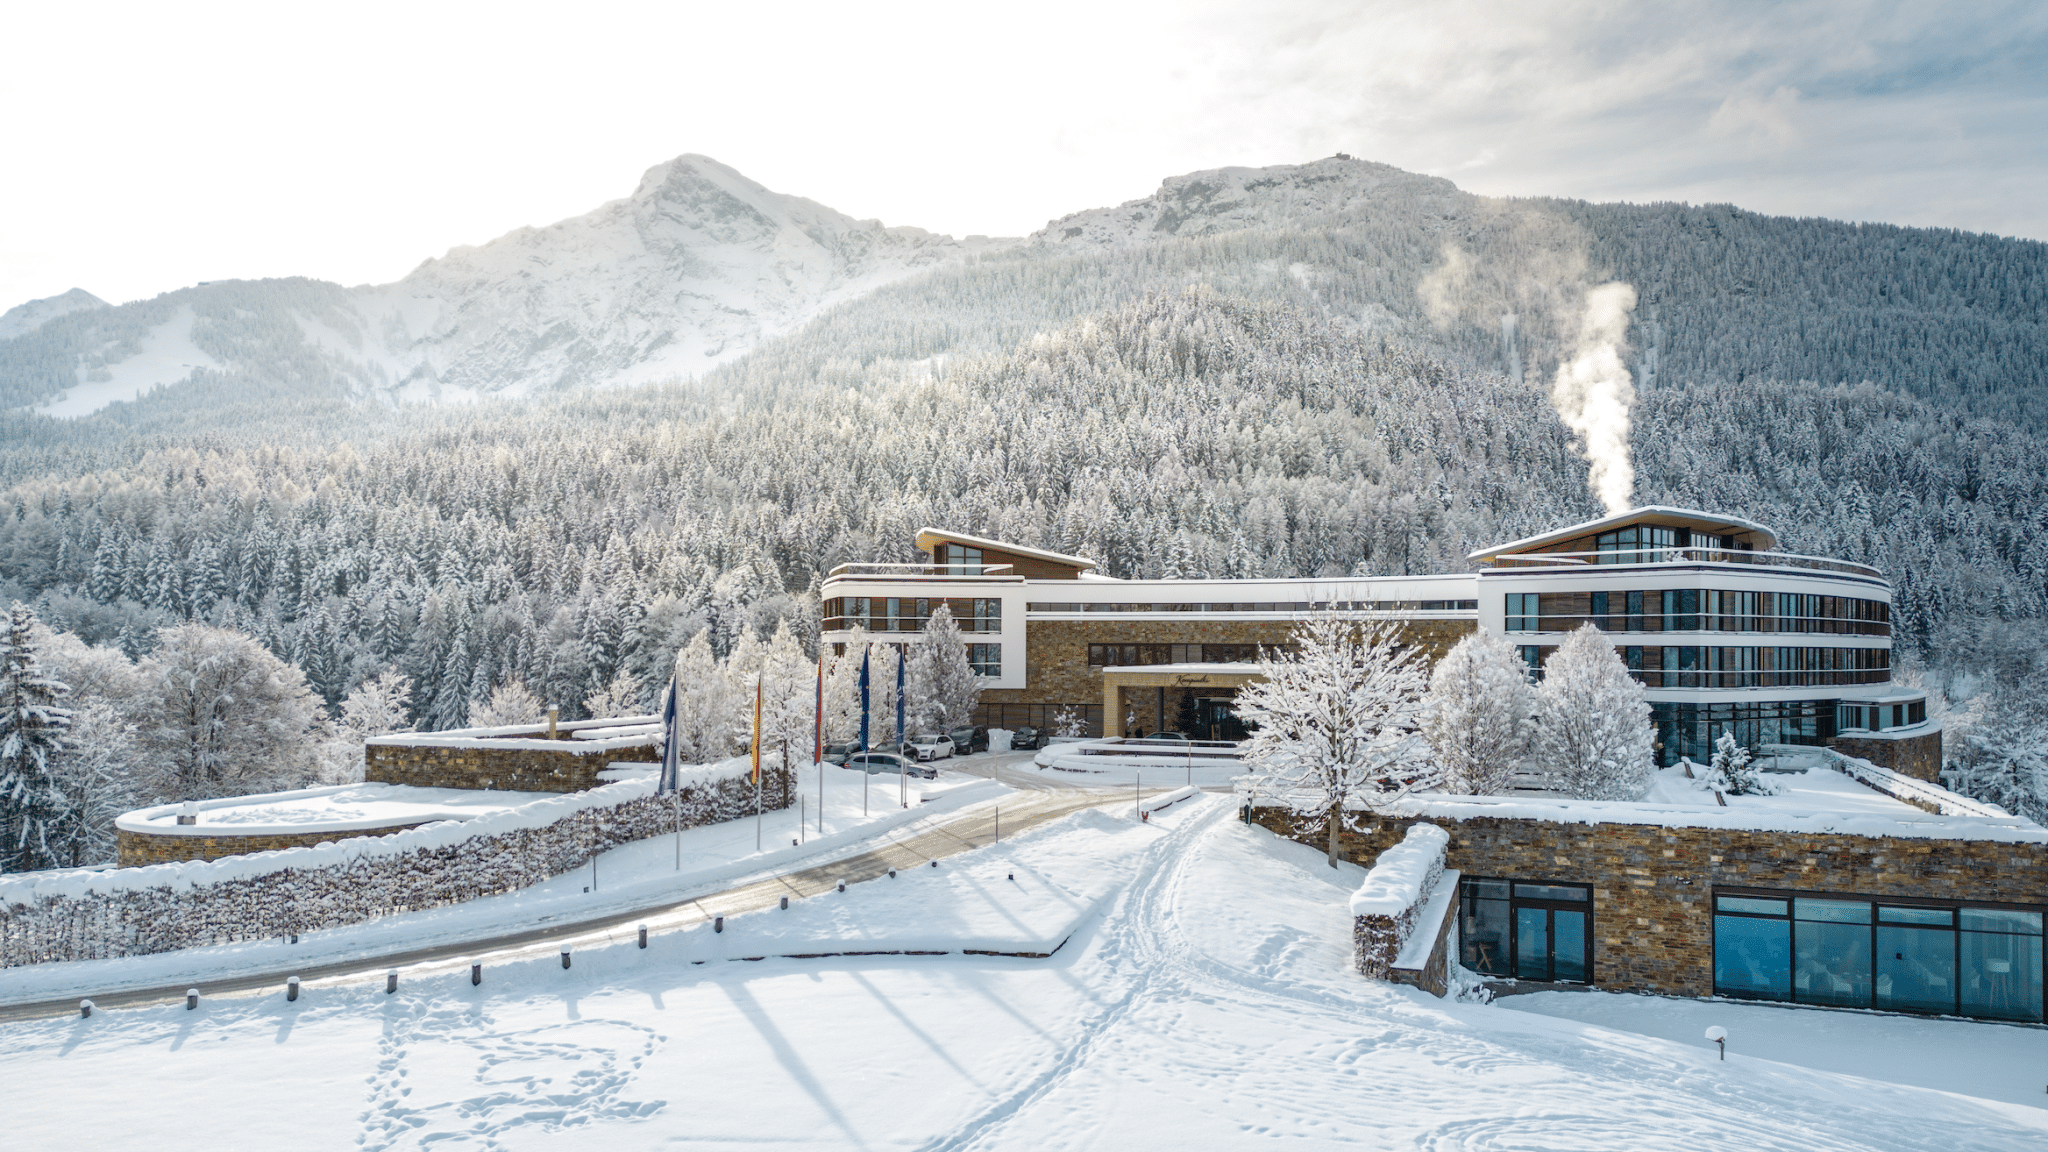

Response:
(859, 646), (871, 753)
(896, 646), (906, 750)
(657, 668), (682, 794)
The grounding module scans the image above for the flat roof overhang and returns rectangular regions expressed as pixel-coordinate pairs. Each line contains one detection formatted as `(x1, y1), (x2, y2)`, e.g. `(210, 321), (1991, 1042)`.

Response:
(1470, 506), (1779, 563)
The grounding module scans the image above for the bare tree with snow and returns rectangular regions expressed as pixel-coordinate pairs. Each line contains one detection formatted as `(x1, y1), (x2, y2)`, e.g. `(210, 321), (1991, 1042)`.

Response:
(1422, 627), (1535, 795)
(470, 677), (544, 728)
(319, 670), (414, 783)
(49, 697), (140, 866)
(1531, 625), (1655, 801)
(581, 670), (647, 720)
(132, 622), (325, 800)
(1235, 613), (1436, 868)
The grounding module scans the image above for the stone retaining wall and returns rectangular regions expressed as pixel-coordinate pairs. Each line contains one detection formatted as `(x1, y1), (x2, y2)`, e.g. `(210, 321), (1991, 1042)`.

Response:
(117, 821), (430, 867)
(365, 738), (660, 792)
(1252, 806), (2048, 997)
(1829, 728), (1943, 782)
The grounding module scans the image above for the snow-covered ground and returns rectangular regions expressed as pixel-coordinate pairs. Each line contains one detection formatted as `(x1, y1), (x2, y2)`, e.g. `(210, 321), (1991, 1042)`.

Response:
(5, 793), (2042, 1149)
(0, 765), (1001, 1006)
(118, 782), (562, 836)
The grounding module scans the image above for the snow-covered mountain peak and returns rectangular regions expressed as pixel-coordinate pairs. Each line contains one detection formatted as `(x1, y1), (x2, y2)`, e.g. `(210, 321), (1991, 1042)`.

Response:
(1030, 155), (1464, 252)
(0, 288), (108, 341)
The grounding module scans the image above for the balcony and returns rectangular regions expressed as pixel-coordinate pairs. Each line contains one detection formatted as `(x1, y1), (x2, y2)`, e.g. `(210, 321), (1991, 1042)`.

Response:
(822, 614), (1001, 634)
(1486, 546), (1881, 579)
(825, 562), (1021, 581)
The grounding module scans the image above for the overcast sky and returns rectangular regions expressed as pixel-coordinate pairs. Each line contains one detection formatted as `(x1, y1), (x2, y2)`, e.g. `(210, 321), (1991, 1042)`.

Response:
(5, 0), (2044, 308)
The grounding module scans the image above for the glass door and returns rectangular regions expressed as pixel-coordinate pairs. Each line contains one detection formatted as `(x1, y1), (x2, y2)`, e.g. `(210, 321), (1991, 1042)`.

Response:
(1508, 882), (1593, 983)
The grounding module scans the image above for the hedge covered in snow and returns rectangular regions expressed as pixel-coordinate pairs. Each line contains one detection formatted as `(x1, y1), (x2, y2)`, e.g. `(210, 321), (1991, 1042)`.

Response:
(1350, 823), (1449, 980)
(0, 757), (790, 968)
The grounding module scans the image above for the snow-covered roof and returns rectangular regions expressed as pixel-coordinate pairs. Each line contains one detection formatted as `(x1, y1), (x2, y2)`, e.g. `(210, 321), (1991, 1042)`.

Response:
(913, 528), (1096, 571)
(1469, 506), (1779, 562)
(115, 783), (558, 838)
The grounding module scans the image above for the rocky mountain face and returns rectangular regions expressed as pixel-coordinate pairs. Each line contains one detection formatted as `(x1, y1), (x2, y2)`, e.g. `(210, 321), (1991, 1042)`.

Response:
(0, 156), (1013, 413)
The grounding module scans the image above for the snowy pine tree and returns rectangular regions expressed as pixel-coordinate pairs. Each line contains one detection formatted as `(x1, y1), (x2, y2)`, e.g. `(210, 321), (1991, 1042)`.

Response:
(915, 604), (981, 731)
(1421, 627), (1536, 795)
(1235, 614), (1436, 867)
(49, 697), (140, 866)
(1698, 731), (1777, 797)
(0, 603), (74, 871)
(1531, 625), (1655, 801)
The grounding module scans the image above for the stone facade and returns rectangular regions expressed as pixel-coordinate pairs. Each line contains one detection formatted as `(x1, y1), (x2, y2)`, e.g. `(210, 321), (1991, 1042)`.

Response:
(1252, 806), (2048, 997)
(1830, 728), (1943, 782)
(979, 617), (1478, 733)
(118, 822), (430, 867)
(365, 738), (660, 793)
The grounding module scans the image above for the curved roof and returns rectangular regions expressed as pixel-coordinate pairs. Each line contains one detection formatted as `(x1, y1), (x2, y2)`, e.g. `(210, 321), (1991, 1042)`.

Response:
(1468, 506), (1779, 563)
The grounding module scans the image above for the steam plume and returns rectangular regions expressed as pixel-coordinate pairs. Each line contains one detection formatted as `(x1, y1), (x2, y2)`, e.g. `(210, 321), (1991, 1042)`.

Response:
(1551, 282), (1638, 516)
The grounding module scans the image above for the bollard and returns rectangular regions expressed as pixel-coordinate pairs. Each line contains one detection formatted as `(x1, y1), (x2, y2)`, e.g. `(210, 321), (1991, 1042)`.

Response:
(930, 859), (938, 868)
(470, 961), (482, 986)
(792, 838), (798, 847)
(186, 989), (200, 1011)
(561, 947), (572, 970)
(837, 880), (846, 893)
(779, 895), (789, 910)
(289, 933), (299, 945)
(386, 969), (398, 995)
(638, 924), (648, 949)
(714, 915), (724, 934)
(1008, 872), (1015, 881)
(287, 977), (300, 1002)
(79, 999), (94, 1019)
(1705, 1025), (1727, 1060)
(889, 869), (896, 878)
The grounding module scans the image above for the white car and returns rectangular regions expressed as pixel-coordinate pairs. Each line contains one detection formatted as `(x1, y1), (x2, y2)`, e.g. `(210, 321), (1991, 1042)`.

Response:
(903, 733), (955, 761)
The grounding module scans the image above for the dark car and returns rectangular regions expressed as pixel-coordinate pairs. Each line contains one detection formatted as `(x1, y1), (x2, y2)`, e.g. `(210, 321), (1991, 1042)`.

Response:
(849, 751), (936, 780)
(1011, 725), (1048, 750)
(948, 725), (989, 754)
(822, 742), (859, 766)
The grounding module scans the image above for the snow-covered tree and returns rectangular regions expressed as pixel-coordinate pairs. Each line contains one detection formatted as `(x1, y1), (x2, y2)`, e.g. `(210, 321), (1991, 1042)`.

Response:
(1697, 731), (1776, 797)
(914, 604), (980, 730)
(470, 677), (544, 728)
(673, 630), (733, 761)
(1235, 614), (1435, 868)
(319, 669), (413, 783)
(132, 622), (324, 800)
(581, 670), (646, 720)
(48, 697), (141, 866)
(1944, 683), (2048, 821)
(758, 619), (815, 758)
(0, 603), (75, 871)
(1051, 703), (1087, 738)
(1531, 625), (1655, 801)
(1422, 627), (1536, 795)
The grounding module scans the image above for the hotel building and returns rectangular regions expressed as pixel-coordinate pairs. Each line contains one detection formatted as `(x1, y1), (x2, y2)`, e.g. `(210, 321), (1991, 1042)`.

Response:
(820, 507), (1937, 777)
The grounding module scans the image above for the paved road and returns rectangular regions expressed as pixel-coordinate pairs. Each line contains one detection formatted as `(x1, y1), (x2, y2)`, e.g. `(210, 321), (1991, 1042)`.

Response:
(0, 788), (1119, 1024)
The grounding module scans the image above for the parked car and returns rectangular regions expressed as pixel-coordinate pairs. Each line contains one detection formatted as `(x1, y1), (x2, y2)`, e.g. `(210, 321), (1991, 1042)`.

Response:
(1146, 731), (1192, 743)
(849, 751), (935, 779)
(822, 742), (859, 766)
(1010, 725), (1048, 750)
(904, 732), (955, 761)
(948, 725), (989, 754)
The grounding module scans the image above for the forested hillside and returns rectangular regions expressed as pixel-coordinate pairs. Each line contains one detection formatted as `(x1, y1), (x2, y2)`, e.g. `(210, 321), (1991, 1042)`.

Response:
(0, 289), (2037, 733)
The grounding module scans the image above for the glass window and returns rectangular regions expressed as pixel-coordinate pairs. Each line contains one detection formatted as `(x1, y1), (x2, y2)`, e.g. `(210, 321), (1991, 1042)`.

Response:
(1591, 591), (1609, 619)
(1879, 906), (1953, 925)
(1552, 910), (1588, 982)
(1626, 589), (1645, 631)
(1514, 883), (1589, 902)
(1962, 908), (2044, 934)
(1876, 921), (1956, 1014)
(1718, 896), (1788, 916)
(967, 643), (1001, 678)
(1794, 900), (1873, 1008)
(1715, 914), (1792, 1000)
(1506, 592), (1538, 632)
(1962, 912), (2045, 1022)
(1515, 907), (1551, 978)
(1518, 646), (1543, 680)
(1460, 878), (1511, 977)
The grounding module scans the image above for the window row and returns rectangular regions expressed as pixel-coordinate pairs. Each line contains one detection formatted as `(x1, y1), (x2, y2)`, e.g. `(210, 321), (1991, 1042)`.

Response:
(1650, 700), (1839, 765)
(1460, 878), (1593, 983)
(1514, 644), (1892, 689)
(824, 596), (1002, 634)
(1714, 889), (2044, 1022)
(932, 543), (984, 576)
(1086, 643), (1294, 667)
(823, 639), (999, 679)
(1029, 600), (1478, 614)
(1505, 590), (1889, 636)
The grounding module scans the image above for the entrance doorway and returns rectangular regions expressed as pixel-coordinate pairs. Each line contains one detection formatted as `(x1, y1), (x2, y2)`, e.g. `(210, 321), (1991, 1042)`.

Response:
(1461, 878), (1595, 982)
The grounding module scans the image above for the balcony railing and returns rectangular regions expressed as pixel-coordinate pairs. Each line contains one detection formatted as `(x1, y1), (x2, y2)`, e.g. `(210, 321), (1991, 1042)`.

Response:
(822, 615), (1001, 634)
(1628, 668), (1891, 689)
(1488, 546), (1882, 579)
(1513, 613), (1889, 637)
(826, 562), (1018, 580)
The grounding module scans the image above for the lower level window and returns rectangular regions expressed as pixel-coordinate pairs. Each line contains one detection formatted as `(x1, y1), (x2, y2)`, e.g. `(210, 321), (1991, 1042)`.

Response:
(967, 643), (1001, 678)
(1461, 878), (1592, 983)
(1713, 889), (2044, 1022)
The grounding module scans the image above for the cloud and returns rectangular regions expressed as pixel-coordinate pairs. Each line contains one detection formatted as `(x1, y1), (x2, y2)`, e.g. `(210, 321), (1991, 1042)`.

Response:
(1708, 87), (1805, 153)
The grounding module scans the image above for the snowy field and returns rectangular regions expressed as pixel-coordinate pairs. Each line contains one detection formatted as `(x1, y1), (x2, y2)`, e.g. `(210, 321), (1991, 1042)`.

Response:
(0, 764), (1001, 1006)
(4, 795), (2044, 1150)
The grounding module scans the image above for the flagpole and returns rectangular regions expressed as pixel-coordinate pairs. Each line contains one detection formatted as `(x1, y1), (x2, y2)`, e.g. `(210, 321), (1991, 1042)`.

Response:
(753, 675), (763, 852)
(815, 653), (824, 836)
